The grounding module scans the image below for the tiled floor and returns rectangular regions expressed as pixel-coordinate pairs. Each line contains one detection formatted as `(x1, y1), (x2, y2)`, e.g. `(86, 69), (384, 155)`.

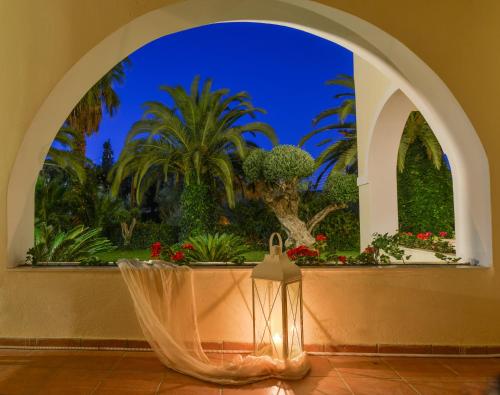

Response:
(0, 349), (498, 394)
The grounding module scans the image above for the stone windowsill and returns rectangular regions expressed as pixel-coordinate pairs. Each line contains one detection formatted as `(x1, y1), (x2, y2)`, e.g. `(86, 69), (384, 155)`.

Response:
(6, 262), (482, 272)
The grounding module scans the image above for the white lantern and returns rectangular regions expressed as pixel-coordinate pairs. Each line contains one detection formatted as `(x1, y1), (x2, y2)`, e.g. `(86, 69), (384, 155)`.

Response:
(252, 233), (304, 360)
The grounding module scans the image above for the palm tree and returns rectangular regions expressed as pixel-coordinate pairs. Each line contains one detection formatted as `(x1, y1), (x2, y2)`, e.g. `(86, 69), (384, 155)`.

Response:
(110, 76), (277, 235)
(300, 74), (443, 183)
(66, 59), (130, 156)
(299, 74), (356, 183)
(397, 111), (442, 172)
(44, 127), (86, 183)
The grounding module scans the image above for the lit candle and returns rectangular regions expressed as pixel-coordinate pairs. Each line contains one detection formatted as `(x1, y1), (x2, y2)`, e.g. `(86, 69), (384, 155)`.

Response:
(272, 332), (283, 359)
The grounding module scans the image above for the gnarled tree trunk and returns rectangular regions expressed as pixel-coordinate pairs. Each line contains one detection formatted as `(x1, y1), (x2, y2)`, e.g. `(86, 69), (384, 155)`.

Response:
(256, 180), (343, 247)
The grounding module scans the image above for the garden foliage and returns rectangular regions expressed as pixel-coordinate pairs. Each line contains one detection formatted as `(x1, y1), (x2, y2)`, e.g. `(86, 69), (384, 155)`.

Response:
(180, 183), (216, 239)
(222, 199), (282, 248)
(398, 141), (454, 234)
(164, 233), (249, 264)
(27, 223), (115, 264)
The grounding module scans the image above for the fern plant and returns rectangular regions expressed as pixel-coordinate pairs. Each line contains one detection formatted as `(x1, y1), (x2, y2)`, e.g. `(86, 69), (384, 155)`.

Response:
(26, 222), (115, 264)
(183, 233), (249, 263)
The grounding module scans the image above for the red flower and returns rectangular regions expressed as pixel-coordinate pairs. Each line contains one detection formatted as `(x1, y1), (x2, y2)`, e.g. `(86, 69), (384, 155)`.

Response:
(315, 234), (328, 242)
(171, 251), (185, 262)
(286, 245), (318, 260)
(150, 242), (162, 258)
(338, 255), (347, 264)
(417, 233), (430, 240)
(439, 231), (448, 238)
(182, 243), (194, 250)
(364, 246), (375, 254)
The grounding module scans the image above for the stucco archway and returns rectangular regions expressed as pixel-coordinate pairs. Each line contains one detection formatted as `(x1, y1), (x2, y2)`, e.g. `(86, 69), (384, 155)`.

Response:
(7, 0), (491, 266)
(357, 88), (417, 250)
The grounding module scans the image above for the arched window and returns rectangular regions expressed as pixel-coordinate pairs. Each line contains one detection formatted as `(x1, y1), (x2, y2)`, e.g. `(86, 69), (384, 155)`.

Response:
(7, 0), (491, 267)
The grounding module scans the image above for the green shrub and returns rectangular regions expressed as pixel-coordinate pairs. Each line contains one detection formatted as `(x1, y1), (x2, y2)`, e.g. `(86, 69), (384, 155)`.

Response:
(27, 223), (115, 264)
(324, 172), (359, 204)
(300, 192), (360, 251)
(223, 199), (282, 248)
(106, 221), (178, 249)
(242, 149), (268, 182)
(398, 141), (455, 234)
(263, 145), (315, 181)
(182, 233), (249, 263)
(243, 145), (315, 183)
(180, 183), (216, 239)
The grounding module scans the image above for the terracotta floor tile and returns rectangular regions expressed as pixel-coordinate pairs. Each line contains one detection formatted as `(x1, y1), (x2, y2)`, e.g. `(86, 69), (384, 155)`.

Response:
(93, 389), (157, 395)
(383, 357), (457, 378)
(113, 352), (166, 372)
(0, 366), (55, 385)
(63, 352), (123, 371)
(223, 379), (291, 395)
(410, 379), (491, 395)
(0, 349), (32, 357)
(440, 357), (500, 378)
(343, 377), (417, 395)
(307, 356), (337, 377)
(330, 356), (399, 379)
(0, 384), (42, 395)
(43, 367), (108, 388)
(97, 369), (164, 391)
(158, 380), (220, 394)
(37, 387), (97, 395)
(1, 350), (500, 394)
(286, 376), (353, 395)
(26, 350), (77, 367)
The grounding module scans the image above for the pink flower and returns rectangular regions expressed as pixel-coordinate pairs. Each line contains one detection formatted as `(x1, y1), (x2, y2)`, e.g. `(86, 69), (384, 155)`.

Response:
(439, 231), (448, 238)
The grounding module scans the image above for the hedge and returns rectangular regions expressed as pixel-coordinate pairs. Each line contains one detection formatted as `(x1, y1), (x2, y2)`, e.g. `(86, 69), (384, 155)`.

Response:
(397, 141), (455, 234)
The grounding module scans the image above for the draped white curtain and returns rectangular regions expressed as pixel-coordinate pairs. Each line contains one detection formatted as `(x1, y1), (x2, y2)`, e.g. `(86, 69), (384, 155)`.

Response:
(118, 260), (310, 385)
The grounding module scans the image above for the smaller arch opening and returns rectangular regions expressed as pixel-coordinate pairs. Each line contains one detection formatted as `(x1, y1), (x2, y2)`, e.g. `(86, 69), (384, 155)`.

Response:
(396, 111), (457, 263)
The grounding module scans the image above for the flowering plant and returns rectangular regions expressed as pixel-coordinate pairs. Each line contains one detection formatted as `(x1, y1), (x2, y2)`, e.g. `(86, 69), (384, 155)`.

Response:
(150, 242), (162, 258)
(161, 242), (193, 265)
(286, 245), (319, 261)
(181, 243), (194, 250)
(315, 234), (328, 242)
(399, 231), (455, 254)
(171, 251), (185, 262)
(286, 234), (336, 265)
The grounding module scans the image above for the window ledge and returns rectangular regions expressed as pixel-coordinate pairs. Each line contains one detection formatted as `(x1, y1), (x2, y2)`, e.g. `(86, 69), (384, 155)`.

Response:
(6, 262), (484, 272)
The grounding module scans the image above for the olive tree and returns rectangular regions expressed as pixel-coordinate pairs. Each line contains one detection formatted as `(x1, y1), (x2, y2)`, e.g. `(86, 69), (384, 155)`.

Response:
(243, 145), (358, 246)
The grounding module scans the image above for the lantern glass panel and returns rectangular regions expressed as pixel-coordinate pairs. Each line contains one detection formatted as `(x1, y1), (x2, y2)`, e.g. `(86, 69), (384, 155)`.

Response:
(285, 280), (303, 359)
(253, 278), (284, 359)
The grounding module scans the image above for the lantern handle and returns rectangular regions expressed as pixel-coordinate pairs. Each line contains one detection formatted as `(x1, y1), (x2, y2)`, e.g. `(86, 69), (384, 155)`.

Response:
(269, 233), (283, 256)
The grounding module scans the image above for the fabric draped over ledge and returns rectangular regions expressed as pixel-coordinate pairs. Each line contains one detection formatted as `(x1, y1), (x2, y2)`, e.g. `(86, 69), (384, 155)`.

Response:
(118, 260), (310, 385)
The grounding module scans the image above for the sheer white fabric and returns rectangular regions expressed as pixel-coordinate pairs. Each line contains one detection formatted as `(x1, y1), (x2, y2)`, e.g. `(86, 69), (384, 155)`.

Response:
(118, 259), (310, 385)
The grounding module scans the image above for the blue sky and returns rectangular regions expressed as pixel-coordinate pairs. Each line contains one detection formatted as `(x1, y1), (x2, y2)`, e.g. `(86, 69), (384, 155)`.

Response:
(85, 22), (353, 164)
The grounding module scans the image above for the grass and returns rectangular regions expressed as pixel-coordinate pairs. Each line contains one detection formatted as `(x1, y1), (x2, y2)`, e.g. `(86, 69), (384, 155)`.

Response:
(96, 248), (359, 263)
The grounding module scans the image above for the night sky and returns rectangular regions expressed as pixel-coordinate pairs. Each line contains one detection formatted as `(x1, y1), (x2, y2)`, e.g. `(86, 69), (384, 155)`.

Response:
(84, 22), (353, 164)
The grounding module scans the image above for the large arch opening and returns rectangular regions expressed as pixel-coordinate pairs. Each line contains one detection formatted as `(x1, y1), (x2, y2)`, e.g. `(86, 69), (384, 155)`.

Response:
(7, 0), (491, 267)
